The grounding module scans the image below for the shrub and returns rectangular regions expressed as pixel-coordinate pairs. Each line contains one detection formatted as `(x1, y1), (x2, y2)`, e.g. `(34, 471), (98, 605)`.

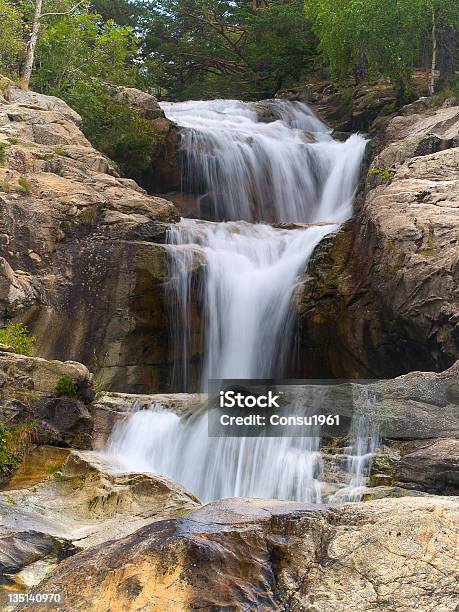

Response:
(62, 82), (164, 179)
(0, 419), (38, 477)
(0, 422), (19, 476)
(370, 166), (396, 181)
(0, 143), (6, 167)
(0, 323), (36, 356)
(55, 375), (78, 397)
(17, 175), (33, 194)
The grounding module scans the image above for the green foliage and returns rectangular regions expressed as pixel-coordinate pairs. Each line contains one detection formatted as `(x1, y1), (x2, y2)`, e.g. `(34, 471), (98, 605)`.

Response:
(142, 0), (316, 99)
(0, 419), (38, 477)
(0, 422), (18, 476)
(0, 142), (5, 167)
(64, 81), (164, 176)
(435, 75), (459, 104)
(0, 323), (36, 356)
(32, 10), (161, 176)
(0, 0), (24, 78)
(305, 0), (459, 98)
(18, 175), (33, 194)
(370, 166), (396, 181)
(89, 0), (145, 27)
(55, 374), (78, 397)
(33, 12), (138, 92)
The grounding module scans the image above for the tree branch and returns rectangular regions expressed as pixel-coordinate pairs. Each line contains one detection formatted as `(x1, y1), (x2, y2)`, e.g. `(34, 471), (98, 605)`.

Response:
(40, 0), (85, 19)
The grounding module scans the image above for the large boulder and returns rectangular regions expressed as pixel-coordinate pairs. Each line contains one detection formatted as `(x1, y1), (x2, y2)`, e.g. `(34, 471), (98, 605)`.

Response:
(0, 351), (94, 449)
(0, 449), (200, 599)
(297, 103), (459, 379)
(16, 496), (458, 612)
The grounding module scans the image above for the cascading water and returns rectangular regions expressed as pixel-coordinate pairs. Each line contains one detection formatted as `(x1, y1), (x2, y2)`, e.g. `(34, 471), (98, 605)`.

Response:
(161, 99), (365, 223)
(103, 99), (375, 503)
(167, 219), (336, 388)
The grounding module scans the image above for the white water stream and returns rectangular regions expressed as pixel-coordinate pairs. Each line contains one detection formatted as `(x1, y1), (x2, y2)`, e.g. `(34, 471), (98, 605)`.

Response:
(104, 99), (377, 503)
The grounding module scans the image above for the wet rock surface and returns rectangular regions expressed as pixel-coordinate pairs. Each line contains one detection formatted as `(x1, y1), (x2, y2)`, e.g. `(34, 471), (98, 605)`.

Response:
(15, 496), (458, 612)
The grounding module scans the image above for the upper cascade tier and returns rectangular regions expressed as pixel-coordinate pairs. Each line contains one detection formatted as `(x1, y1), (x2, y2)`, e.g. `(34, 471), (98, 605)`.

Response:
(160, 99), (367, 224)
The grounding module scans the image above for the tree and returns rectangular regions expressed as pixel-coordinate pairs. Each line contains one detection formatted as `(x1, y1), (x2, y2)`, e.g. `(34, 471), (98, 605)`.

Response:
(89, 0), (146, 27)
(304, 0), (459, 98)
(425, 0), (459, 94)
(20, 0), (86, 89)
(0, 0), (24, 78)
(141, 0), (315, 100)
(32, 10), (160, 178)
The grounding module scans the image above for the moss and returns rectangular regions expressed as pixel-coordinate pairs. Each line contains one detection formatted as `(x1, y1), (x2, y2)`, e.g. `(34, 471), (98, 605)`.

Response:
(363, 488), (407, 501)
(370, 166), (396, 181)
(177, 508), (193, 517)
(53, 145), (65, 156)
(418, 247), (435, 257)
(391, 252), (406, 271)
(437, 326), (451, 343)
(369, 454), (395, 487)
(77, 205), (99, 225)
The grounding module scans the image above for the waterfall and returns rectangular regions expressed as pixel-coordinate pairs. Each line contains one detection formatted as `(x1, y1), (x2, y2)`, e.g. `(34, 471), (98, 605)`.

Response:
(167, 220), (336, 389)
(164, 100), (368, 390)
(103, 98), (374, 504)
(105, 405), (324, 504)
(161, 99), (365, 223)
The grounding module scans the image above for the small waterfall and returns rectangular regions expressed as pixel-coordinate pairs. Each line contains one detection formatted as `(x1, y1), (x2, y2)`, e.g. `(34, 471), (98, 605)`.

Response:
(105, 405), (324, 503)
(167, 220), (336, 389)
(161, 99), (366, 223)
(104, 99), (375, 504)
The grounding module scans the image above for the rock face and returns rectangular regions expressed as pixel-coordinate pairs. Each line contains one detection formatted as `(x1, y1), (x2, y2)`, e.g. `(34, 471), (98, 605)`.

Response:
(0, 78), (180, 392)
(279, 73), (429, 134)
(17, 496), (458, 612)
(0, 449), (200, 600)
(111, 85), (181, 194)
(297, 102), (459, 379)
(395, 437), (459, 493)
(0, 350), (94, 448)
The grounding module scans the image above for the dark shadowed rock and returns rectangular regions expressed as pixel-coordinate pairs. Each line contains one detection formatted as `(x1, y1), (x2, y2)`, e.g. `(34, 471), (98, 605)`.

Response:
(395, 438), (459, 493)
